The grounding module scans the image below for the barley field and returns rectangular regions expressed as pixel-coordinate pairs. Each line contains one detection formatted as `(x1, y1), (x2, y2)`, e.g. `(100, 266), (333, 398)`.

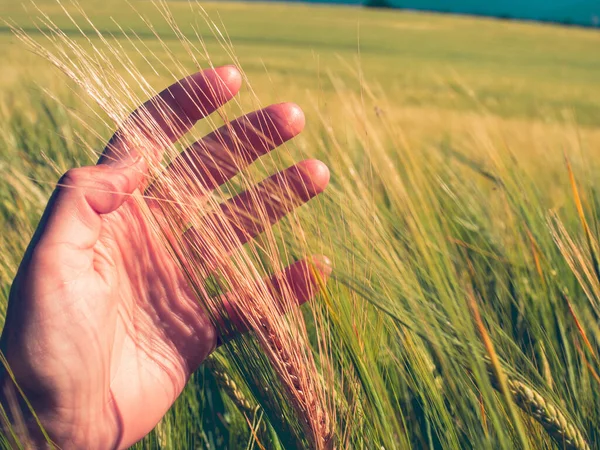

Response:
(1, 1), (600, 448)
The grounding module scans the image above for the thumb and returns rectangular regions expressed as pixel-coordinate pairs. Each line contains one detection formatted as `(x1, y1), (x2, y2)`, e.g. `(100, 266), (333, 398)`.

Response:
(34, 162), (144, 251)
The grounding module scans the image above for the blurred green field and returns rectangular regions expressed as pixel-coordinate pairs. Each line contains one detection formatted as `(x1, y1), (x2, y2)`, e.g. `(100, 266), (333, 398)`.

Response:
(2, 0), (600, 125)
(3, 1), (600, 449)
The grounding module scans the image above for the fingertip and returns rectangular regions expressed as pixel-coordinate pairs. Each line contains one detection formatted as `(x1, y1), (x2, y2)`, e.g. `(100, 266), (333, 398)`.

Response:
(86, 164), (142, 215)
(214, 65), (242, 95)
(259, 102), (305, 142)
(177, 67), (242, 121)
(298, 159), (330, 194)
(310, 254), (333, 278)
(279, 102), (306, 135)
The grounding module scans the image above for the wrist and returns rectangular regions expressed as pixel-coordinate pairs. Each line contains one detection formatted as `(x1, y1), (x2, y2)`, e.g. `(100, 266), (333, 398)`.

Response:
(0, 363), (122, 449)
(0, 368), (56, 448)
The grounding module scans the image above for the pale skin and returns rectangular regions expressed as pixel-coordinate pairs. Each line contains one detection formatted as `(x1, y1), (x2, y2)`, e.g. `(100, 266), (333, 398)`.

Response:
(0, 65), (331, 448)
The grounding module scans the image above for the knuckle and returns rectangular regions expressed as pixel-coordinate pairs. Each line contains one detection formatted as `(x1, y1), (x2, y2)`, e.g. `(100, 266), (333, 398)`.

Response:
(59, 167), (89, 187)
(60, 168), (79, 182)
(94, 178), (119, 196)
(59, 166), (130, 195)
(96, 171), (131, 199)
(109, 171), (130, 193)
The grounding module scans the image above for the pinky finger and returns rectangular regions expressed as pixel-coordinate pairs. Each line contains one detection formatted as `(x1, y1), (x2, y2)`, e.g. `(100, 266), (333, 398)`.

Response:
(216, 256), (332, 343)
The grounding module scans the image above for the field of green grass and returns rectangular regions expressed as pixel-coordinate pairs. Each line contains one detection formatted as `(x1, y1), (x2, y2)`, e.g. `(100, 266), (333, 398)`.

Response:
(2, 0), (600, 123)
(2, 1), (600, 448)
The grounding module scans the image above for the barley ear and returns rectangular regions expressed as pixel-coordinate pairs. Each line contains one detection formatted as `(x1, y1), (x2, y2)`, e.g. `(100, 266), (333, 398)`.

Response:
(506, 378), (590, 450)
(204, 356), (258, 421)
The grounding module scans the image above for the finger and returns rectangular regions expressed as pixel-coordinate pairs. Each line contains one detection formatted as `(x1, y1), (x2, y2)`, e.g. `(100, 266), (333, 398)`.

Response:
(100, 65), (242, 168)
(34, 162), (143, 251)
(149, 102), (305, 202)
(183, 159), (330, 261)
(218, 256), (332, 340)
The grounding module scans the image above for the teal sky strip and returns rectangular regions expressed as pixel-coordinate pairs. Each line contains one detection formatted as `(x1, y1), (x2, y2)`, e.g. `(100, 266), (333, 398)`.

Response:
(273, 0), (600, 26)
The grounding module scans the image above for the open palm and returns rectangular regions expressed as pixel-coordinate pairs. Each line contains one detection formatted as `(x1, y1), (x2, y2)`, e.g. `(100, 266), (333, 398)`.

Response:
(0, 66), (330, 448)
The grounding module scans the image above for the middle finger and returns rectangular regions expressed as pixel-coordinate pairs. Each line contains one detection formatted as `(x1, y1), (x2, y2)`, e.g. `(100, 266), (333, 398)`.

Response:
(145, 102), (305, 208)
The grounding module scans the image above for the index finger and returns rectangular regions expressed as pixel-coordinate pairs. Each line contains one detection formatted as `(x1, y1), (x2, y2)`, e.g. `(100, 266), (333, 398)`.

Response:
(99, 65), (242, 169)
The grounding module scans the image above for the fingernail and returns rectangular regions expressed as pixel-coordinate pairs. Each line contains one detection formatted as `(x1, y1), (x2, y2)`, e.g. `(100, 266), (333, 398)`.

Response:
(310, 255), (332, 277)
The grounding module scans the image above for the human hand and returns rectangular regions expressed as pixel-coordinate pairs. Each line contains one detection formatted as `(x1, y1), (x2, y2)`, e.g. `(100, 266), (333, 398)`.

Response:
(0, 66), (330, 448)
